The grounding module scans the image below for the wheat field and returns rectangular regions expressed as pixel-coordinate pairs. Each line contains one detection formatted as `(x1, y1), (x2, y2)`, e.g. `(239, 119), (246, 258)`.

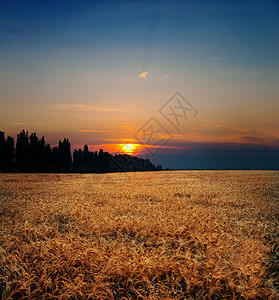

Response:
(0, 171), (278, 299)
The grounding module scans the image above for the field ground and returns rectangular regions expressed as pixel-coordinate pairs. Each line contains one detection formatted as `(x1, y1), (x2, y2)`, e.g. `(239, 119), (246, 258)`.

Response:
(0, 171), (278, 299)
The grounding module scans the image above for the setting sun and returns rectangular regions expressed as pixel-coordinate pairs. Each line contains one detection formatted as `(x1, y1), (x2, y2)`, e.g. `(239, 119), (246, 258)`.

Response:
(121, 143), (137, 155)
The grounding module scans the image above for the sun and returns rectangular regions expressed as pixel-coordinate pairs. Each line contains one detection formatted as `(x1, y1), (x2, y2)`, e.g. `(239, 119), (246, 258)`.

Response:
(121, 144), (136, 155)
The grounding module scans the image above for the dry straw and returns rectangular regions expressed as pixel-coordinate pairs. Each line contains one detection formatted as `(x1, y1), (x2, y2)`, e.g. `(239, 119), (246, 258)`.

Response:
(0, 171), (278, 299)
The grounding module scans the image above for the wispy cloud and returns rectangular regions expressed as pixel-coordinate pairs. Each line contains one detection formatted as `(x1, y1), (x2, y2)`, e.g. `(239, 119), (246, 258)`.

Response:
(8, 122), (25, 125)
(55, 104), (130, 112)
(76, 129), (119, 133)
(212, 57), (220, 61)
(104, 138), (138, 142)
(139, 72), (148, 78)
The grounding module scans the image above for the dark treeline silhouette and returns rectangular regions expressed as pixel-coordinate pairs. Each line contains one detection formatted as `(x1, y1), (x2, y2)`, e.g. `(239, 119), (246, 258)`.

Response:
(0, 130), (161, 173)
(73, 145), (161, 173)
(15, 130), (71, 172)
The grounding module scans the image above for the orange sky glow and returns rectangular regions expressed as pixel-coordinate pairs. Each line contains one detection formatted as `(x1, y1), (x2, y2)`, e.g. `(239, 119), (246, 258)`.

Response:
(0, 1), (278, 169)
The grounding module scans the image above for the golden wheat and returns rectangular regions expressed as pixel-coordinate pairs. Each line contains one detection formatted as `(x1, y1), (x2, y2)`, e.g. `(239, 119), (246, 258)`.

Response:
(0, 171), (278, 299)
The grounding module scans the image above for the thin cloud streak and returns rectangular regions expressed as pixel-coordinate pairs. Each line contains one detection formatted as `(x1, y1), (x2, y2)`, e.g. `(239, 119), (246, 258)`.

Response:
(8, 122), (25, 125)
(104, 138), (138, 142)
(55, 104), (130, 112)
(76, 129), (120, 133)
(139, 72), (148, 78)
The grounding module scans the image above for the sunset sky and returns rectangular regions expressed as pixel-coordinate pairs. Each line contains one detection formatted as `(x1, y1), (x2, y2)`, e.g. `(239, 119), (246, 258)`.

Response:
(0, 0), (278, 169)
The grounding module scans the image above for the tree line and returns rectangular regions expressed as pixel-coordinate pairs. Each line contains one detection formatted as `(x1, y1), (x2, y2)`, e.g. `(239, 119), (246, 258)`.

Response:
(0, 130), (161, 173)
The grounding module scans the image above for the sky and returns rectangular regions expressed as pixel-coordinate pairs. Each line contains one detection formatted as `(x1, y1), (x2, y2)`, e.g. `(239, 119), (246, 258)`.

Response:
(0, 0), (279, 169)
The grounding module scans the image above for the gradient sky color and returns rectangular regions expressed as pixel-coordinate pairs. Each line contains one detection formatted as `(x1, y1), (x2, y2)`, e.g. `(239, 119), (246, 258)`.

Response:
(0, 0), (278, 169)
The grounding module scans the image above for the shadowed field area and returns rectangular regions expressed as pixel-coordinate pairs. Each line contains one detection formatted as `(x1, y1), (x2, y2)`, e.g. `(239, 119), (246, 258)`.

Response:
(0, 171), (278, 299)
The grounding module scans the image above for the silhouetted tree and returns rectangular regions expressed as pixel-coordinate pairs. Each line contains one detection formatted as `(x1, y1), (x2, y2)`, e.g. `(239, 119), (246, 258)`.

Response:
(44, 143), (52, 171)
(57, 138), (72, 172)
(29, 133), (39, 171)
(50, 146), (59, 171)
(73, 149), (79, 169)
(98, 149), (111, 172)
(0, 131), (14, 172)
(6, 136), (15, 171)
(73, 145), (97, 172)
(28, 133), (48, 172)
(15, 130), (30, 172)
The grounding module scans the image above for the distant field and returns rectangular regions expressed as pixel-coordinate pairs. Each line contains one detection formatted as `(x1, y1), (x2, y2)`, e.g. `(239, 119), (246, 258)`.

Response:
(0, 171), (278, 299)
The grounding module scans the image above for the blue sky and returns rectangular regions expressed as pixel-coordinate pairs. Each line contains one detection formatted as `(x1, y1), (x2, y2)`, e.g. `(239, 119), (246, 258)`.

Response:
(1, 1), (278, 65)
(0, 0), (278, 169)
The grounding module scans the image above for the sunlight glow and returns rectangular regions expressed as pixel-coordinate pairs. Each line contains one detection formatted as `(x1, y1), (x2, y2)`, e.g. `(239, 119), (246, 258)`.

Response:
(121, 144), (137, 155)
